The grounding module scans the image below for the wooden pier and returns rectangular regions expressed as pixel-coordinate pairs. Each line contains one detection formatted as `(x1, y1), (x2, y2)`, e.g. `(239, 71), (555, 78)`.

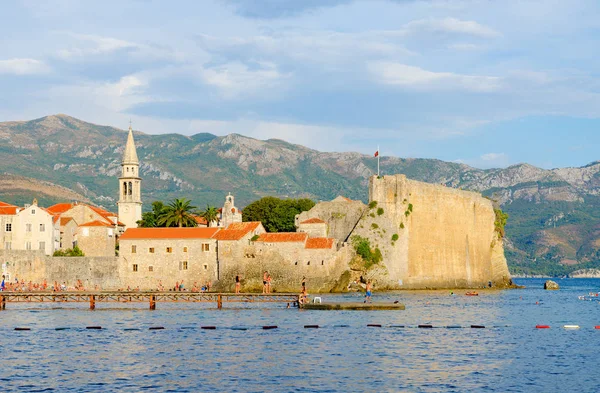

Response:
(0, 291), (300, 310)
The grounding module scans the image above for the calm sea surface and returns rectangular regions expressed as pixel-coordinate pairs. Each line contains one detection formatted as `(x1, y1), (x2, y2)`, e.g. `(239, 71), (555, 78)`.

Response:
(1, 278), (600, 392)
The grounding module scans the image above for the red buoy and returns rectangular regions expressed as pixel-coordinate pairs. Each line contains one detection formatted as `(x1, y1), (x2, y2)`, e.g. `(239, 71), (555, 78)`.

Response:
(536, 325), (550, 329)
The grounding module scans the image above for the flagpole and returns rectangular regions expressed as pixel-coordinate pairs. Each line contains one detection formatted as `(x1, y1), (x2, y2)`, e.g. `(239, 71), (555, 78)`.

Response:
(377, 145), (380, 177)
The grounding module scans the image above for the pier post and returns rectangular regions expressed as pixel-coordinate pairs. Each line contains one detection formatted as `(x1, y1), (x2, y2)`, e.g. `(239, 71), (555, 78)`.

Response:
(0, 295), (5, 310)
(89, 295), (95, 310)
(217, 294), (222, 309)
(150, 295), (156, 310)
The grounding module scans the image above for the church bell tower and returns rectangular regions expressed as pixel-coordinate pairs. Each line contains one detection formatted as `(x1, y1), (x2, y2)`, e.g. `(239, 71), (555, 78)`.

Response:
(117, 124), (142, 229)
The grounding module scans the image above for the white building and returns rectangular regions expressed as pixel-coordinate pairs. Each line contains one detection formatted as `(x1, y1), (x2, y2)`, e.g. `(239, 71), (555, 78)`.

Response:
(0, 199), (56, 255)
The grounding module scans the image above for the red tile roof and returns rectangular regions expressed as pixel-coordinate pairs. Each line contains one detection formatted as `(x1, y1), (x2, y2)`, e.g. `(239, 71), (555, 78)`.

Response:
(256, 232), (308, 243)
(0, 205), (19, 215)
(79, 220), (114, 228)
(300, 218), (326, 224)
(59, 217), (74, 226)
(193, 215), (208, 225)
(212, 222), (262, 241)
(120, 227), (221, 240)
(305, 237), (335, 249)
(46, 203), (74, 215)
(47, 203), (118, 226)
(0, 201), (15, 207)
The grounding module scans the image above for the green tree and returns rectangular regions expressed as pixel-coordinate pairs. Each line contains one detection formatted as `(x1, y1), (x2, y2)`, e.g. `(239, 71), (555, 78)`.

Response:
(243, 197), (315, 232)
(137, 201), (167, 228)
(158, 198), (198, 228)
(199, 204), (219, 227)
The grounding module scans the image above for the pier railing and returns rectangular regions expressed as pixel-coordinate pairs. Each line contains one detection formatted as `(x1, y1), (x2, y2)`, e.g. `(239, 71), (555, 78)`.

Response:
(0, 291), (300, 310)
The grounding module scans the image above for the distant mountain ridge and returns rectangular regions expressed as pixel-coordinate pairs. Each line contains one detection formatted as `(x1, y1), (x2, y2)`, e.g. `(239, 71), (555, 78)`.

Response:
(0, 114), (599, 275)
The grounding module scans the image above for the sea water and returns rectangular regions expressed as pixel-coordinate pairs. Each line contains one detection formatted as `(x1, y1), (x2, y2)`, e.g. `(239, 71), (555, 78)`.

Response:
(0, 278), (599, 392)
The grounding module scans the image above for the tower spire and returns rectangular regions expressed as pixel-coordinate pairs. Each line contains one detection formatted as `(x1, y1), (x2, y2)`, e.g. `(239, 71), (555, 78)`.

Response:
(122, 124), (139, 164)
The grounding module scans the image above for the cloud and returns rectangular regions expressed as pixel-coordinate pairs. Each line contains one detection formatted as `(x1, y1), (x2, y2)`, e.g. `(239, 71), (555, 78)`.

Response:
(367, 62), (501, 92)
(481, 152), (507, 162)
(199, 61), (290, 99)
(223, 0), (353, 19)
(447, 43), (480, 51)
(403, 17), (501, 38)
(55, 33), (181, 63)
(0, 58), (50, 75)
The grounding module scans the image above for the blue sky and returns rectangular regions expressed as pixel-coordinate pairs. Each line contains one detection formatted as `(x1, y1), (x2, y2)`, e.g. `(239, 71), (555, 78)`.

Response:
(1, 0), (599, 169)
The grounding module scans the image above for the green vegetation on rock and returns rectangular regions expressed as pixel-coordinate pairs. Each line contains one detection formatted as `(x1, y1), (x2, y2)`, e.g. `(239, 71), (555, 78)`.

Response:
(391, 233), (399, 242)
(494, 208), (509, 239)
(368, 201), (378, 209)
(351, 235), (383, 268)
(377, 207), (384, 216)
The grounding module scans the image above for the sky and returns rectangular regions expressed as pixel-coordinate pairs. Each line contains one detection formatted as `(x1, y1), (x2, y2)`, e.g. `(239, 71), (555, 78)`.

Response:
(1, 0), (600, 170)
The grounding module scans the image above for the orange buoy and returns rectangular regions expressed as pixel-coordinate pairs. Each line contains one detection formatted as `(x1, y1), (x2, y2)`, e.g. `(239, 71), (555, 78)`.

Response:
(536, 325), (550, 329)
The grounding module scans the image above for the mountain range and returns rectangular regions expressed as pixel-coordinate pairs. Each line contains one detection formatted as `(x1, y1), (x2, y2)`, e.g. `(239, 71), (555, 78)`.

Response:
(1, 114), (599, 275)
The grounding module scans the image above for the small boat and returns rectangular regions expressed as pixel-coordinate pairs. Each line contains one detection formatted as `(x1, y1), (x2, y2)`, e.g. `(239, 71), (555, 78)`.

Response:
(465, 292), (479, 296)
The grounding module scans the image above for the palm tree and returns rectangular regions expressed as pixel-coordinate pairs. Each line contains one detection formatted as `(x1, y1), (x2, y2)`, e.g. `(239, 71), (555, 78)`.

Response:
(137, 201), (167, 227)
(158, 198), (197, 228)
(199, 205), (219, 227)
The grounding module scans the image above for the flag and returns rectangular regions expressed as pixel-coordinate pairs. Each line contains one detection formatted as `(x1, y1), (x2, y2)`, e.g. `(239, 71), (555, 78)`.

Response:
(374, 150), (379, 157)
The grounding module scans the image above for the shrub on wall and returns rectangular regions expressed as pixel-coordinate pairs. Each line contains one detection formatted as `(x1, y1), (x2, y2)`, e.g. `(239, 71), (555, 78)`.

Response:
(494, 208), (509, 238)
(377, 208), (384, 216)
(351, 235), (383, 268)
(368, 201), (378, 209)
(53, 245), (85, 257)
(391, 234), (399, 242)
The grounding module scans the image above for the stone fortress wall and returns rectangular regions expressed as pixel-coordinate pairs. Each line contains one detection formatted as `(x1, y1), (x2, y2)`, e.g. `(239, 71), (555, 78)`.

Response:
(1, 250), (120, 289)
(350, 175), (511, 289)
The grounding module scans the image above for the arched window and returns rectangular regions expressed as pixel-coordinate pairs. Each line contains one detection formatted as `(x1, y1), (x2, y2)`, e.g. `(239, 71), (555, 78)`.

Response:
(128, 182), (133, 195)
(126, 167), (129, 172)
(123, 182), (127, 196)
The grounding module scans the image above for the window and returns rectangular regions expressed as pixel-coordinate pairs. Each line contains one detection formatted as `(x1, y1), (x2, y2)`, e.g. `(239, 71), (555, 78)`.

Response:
(123, 182), (127, 196)
(128, 182), (132, 195)
(166, 247), (172, 253)
(321, 260), (324, 265)
(31, 209), (36, 215)
(203, 264), (207, 270)
(26, 224), (32, 232)
(40, 223), (45, 232)
(133, 264), (138, 272)
(183, 247), (188, 253)
(307, 261), (310, 265)
(148, 266), (154, 272)
(131, 245), (137, 254)
(5, 242), (11, 250)
(5, 223), (11, 232)
(149, 247), (155, 253)
(26, 242), (32, 250)
(127, 167), (129, 172)
(202, 244), (210, 252)
(39, 242), (45, 250)
(180, 261), (188, 270)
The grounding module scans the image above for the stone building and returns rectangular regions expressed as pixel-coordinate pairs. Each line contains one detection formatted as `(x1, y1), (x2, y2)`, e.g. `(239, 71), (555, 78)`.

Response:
(218, 193), (242, 228)
(296, 217), (328, 237)
(119, 227), (221, 289)
(77, 221), (116, 257)
(295, 196), (367, 242)
(47, 202), (122, 256)
(213, 222), (266, 277)
(117, 125), (142, 230)
(0, 199), (56, 255)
